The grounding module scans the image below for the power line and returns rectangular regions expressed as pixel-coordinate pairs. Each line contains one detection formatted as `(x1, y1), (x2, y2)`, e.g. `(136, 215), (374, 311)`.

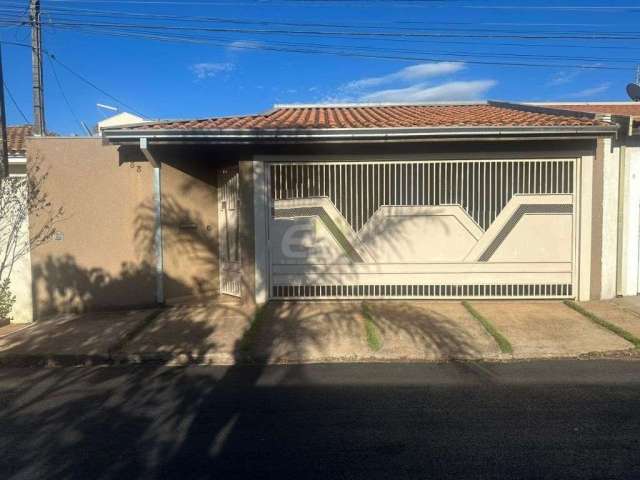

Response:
(46, 23), (639, 65)
(2, 80), (29, 124)
(25, 18), (640, 41)
(0, 40), (146, 117)
(32, 24), (635, 71)
(47, 54), (85, 134)
(48, 53), (146, 117)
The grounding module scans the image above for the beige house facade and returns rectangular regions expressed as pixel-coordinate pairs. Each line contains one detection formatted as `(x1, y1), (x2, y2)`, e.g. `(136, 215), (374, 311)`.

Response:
(15, 100), (640, 320)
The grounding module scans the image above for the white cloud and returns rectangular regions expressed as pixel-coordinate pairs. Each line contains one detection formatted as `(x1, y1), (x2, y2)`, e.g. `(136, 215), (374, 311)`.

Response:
(546, 70), (580, 87)
(227, 40), (263, 52)
(545, 64), (603, 87)
(359, 80), (497, 103)
(190, 62), (234, 79)
(566, 82), (611, 98)
(344, 62), (465, 91)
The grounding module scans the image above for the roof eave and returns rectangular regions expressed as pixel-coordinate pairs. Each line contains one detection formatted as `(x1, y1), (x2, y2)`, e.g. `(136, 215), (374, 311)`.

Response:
(103, 125), (616, 144)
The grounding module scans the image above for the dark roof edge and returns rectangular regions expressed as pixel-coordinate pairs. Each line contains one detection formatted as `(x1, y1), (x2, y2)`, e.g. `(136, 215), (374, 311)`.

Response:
(103, 124), (617, 145)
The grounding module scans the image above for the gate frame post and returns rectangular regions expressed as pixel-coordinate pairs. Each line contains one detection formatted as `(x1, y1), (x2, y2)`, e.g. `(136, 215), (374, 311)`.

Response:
(252, 158), (269, 305)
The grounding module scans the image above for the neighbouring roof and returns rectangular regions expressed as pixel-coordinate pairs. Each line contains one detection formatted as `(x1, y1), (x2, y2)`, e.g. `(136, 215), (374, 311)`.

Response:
(7, 125), (32, 156)
(97, 111), (145, 135)
(119, 102), (609, 131)
(530, 102), (640, 117)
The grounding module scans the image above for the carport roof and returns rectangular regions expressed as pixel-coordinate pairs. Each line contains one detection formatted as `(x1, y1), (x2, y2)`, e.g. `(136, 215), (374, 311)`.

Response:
(109, 102), (610, 131)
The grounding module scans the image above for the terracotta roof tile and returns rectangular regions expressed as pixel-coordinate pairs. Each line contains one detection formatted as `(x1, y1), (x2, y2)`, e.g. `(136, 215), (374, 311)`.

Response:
(6, 125), (32, 156)
(543, 103), (640, 117)
(122, 103), (611, 132)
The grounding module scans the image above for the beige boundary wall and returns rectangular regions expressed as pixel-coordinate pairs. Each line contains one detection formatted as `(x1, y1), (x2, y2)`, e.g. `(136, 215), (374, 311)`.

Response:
(27, 138), (229, 319)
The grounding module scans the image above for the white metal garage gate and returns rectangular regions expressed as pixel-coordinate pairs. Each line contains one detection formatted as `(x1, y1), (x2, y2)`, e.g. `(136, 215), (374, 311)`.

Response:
(267, 158), (578, 299)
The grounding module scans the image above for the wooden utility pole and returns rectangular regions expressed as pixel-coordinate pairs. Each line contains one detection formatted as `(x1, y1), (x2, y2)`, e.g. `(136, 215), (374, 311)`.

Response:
(30, 0), (45, 136)
(0, 45), (8, 179)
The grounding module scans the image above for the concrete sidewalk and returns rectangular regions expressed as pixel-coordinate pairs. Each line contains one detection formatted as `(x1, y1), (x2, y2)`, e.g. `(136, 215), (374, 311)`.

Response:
(0, 309), (160, 366)
(116, 300), (254, 365)
(0, 298), (638, 366)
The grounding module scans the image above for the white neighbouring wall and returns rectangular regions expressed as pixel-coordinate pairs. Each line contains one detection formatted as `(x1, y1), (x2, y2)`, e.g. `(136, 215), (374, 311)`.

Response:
(1, 156), (34, 324)
(600, 137), (620, 299)
(620, 142), (640, 296)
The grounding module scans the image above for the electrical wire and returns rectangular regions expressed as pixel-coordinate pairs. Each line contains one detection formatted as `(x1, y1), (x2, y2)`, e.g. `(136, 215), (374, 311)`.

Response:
(0, 40), (146, 117)
(47, 54), (86, 134)
(2, 80), (29, 124)
(27, 24), (634, 71)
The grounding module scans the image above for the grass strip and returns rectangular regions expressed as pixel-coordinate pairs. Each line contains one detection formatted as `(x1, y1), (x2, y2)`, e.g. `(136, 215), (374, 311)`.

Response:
(462, 301), (513, 354)
(564, 300), (640, 348)
(361, 302), (383, 352)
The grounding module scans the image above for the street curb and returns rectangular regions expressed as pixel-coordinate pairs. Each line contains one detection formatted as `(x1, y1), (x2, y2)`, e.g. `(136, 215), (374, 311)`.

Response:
(0, 354), (112, 368)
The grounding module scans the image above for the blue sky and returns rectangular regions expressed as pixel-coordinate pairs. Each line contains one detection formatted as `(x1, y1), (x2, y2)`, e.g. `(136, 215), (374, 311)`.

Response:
(1, 0), (639, 135)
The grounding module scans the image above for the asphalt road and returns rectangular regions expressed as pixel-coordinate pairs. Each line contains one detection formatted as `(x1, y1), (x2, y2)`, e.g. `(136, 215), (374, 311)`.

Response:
(1, 360), (639, 479)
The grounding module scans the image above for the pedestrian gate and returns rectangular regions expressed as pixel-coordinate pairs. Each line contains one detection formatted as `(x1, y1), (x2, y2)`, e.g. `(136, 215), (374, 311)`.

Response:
(218, 167), (242, 297)
(267, 159), (577, 299)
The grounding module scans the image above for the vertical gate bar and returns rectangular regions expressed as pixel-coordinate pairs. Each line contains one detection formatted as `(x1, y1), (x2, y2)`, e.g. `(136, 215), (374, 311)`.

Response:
(372, 163), (376, 217)
(451, 162), (455, 205)
(510, 161), (514, 204)
(346, 164), (350, 227)
(395, 163), (399, 204)
(423, 163), (427, 205)
(337, 164), (341, 213)
(404, 163), (408, 205)
(365, 164), (368, 226)
(274, 165), (278, 200)
(439, 162), (443, 205)
(462, 162), (466, 210)
(355, 165), (360, 231)
(443, 162), (448, 204)
(315, 164), (319, 196)
(383, 163), (386, 206)
(427, 163), (431, 204)
(352, 164), (356, 228)
(490, 162), (494, 226)
(410, 163), (414, 205)
(434, 162), (438, 205)
(482, 162), (486, 229)
(544, 161), (548, 194)
(282, 165), (289, 199)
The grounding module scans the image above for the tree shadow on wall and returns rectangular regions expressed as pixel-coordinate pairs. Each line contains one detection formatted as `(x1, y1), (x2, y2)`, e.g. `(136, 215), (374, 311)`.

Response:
(134, 194), (220, 299)
(31, 255), (179, 317)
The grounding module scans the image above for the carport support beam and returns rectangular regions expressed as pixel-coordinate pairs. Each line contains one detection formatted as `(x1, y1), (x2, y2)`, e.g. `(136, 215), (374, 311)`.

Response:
(140, 137), (164, 304)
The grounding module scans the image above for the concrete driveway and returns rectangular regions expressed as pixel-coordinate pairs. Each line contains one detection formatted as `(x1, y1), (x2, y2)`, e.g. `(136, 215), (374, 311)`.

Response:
(244, 301), (502, 363)
(468, 301), (633, 358)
